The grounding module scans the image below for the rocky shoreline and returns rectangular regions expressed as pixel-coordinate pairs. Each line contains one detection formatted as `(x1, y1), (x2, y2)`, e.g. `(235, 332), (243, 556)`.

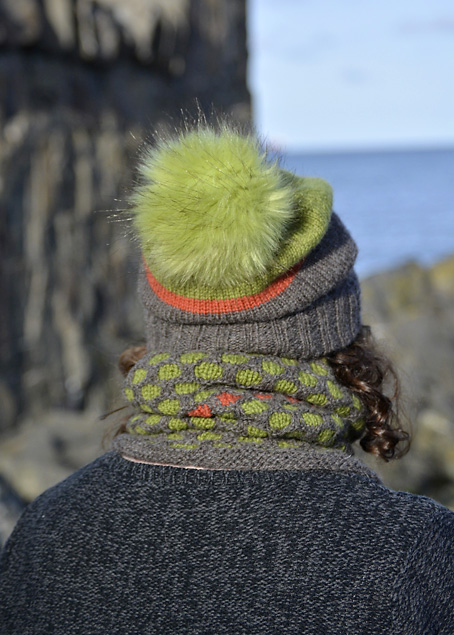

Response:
(360, 255), (454, 505)
(1, 255), (453, 544)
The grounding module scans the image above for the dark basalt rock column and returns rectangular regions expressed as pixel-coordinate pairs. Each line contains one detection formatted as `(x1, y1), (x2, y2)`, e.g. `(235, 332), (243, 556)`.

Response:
(0, 0), (251, 430)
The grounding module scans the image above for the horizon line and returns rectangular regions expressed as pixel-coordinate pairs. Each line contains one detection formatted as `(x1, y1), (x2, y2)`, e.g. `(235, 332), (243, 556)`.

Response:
(276, 142), (454, 156)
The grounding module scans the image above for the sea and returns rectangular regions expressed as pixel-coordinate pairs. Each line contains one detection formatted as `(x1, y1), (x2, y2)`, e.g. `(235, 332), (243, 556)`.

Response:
(282, 148), (454, 279)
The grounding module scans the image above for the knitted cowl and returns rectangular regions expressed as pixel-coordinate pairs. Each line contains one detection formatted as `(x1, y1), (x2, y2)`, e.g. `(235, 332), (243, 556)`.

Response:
(112, 351), (366, 470)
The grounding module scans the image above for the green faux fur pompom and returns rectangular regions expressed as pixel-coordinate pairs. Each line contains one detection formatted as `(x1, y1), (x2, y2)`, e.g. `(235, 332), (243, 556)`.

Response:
(132, 127), (296, 290)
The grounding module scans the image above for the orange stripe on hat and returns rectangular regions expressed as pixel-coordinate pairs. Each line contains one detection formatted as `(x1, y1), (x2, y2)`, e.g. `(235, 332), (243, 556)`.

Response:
(144, 258), (302, 315)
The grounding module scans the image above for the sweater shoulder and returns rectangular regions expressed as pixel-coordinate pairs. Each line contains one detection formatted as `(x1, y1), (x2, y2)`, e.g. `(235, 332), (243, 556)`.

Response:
(389, 491), (454, 632)
(9, 454), (454, 532)
(1, 453), (121, 542)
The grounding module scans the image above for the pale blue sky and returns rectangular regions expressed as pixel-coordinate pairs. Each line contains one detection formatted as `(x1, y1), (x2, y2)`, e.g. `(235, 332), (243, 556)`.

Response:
(248, 0), (454, 151)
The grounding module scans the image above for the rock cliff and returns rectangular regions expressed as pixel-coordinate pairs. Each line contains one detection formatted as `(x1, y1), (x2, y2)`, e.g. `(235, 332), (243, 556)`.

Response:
(0, 0), (251, 432)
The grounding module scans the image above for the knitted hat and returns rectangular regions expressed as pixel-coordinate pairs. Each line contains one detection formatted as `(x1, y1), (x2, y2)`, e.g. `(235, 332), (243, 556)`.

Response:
(132, 125), (361, 359)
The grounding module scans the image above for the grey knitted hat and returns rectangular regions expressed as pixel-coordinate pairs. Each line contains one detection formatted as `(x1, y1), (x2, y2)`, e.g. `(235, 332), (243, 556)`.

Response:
(132, 126), (361, 359)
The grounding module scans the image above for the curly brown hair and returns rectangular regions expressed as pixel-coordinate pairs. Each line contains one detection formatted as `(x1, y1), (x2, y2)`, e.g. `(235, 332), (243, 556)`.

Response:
(326, 325), (410, 461)
(118, 345), (147, 377)
(114, 328), (410, 460)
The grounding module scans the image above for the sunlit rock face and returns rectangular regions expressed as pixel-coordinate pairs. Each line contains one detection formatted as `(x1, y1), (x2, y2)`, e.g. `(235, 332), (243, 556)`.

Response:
(0, 0), (251, 430)
(361, 256), (454, 508)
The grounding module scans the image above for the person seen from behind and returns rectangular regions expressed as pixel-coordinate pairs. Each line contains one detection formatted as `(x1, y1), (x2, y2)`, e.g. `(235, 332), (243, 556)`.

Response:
(1, 122), (453, 634)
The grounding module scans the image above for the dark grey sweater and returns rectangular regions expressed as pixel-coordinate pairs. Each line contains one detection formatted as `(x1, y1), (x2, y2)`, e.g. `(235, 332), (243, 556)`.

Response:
(0, 451), (453, 634)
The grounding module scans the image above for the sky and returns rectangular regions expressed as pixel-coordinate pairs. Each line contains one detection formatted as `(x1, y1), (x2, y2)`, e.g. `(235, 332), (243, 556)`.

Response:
(248, 0), (454, 152)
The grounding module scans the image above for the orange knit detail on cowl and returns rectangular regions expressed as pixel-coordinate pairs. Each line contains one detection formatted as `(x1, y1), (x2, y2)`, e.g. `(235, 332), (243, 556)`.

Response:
(188, 404), (213, 418)
(217, 393), (242, 406)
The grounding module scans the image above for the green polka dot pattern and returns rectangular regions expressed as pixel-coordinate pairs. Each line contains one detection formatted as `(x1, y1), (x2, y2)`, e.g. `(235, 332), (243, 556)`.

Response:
(197, 431), (222, 441)
(236, 369), (263, 386)
(194, 389), (217, 401)
(274, 380), (297, 394)
(262, 360), (284, 375)
(175, 382), (199, 394)
(180, 352), (207, 363)
(141, 385), (161, 400)
(242, 400), (269, 415)
(327, 380), (344, 399)
(123, 350), (366, 456)
(306, 393), (327, 406)
(168, 418), (188, 431)
(158, 364), (181, 380)
(194, 363), (223, 380)
(148, 353), (170, 364)
(247, 425), (268, 438)
(124, 387), (134, 402)
(132, 369), (147, 384)
(298, 372), (318, 387)
(191, 417), (215, 430)
(145, 414), (162, 426)
(158, 399), (180, 415)
(222, 353), (249, 364)
(269, 413), (292, 429)
(281, 357), (298, 366)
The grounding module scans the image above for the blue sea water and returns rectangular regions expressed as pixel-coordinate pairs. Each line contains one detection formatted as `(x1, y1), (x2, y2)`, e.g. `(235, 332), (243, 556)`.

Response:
(282, 148), (454, 279)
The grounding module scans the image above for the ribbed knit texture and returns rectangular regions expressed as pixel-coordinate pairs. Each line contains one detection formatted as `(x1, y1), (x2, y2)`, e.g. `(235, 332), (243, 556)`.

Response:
(1, 451), (453, 634)
(141, 213), (362, 359)
(114, 351), (366, 469)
